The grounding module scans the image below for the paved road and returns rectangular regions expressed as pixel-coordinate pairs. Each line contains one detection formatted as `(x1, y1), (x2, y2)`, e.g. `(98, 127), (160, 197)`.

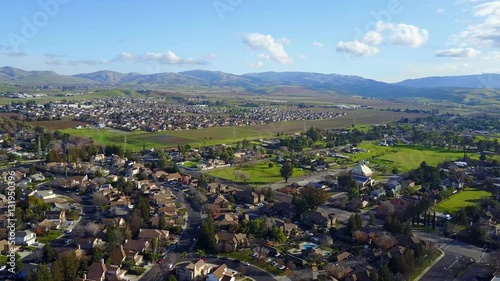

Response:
(413, 230), (490, 261)
(420, 253), (472, 281)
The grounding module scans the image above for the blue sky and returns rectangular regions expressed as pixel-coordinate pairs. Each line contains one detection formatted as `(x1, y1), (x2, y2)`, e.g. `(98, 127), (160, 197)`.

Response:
(0, 0), (499, 82)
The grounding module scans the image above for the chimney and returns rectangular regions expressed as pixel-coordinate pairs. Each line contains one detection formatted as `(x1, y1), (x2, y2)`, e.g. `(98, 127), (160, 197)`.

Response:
(101, 258), (105, 265)
(83, 273), (87, 280)
(124, 239), (128, 244)
(77, 244), (81, 250)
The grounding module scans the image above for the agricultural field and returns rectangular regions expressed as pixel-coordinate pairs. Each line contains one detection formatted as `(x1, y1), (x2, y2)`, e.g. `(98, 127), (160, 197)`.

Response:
(351, 142), (473, 172)
(207, 161), (305, 185)
(434, 188), (492, 213)
(59, 110), (426, 150)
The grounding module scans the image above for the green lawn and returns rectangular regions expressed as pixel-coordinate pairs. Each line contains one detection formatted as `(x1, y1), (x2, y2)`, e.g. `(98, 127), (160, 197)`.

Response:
(38, 230), (62, 244)
(0, 255), (7, 265)
(223, 249), (285, 276)
(352, 142), (472, 172)
(435, 188), (492, 213)
(208, 162), (305, 185)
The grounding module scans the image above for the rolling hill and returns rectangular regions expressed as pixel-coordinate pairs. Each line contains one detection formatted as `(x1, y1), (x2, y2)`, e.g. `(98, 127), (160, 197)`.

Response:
(1, 66), (499, 102)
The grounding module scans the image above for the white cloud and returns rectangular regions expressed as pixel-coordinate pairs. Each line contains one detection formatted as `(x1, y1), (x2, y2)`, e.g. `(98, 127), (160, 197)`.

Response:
(242, 33), (293, 64)
(436, 47), (481, 57)
(450, 1), (500, 47)
(437, 8), (446, 14)
(374, 22), (429, 47)
(299, 54), (307, 59)
(312, 41), (324, 48)
(336, 41), (379, 56)
(249, 61), (264, 68)
(336, 21), (428, 57)
(112, 51), (210, 65)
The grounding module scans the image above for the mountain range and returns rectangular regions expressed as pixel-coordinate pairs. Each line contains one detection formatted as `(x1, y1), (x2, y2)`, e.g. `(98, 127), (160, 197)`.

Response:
(1, 66), (500, 99)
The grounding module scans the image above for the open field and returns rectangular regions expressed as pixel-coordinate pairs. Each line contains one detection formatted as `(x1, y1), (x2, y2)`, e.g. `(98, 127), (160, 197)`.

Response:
(59, 110), (427, 150)
(207, 161), (305, 185)
(29, 120), (89, 130)
(434, 188), (492, 213)
(0, 89), (143, 105)
(351, 143), (474, 172)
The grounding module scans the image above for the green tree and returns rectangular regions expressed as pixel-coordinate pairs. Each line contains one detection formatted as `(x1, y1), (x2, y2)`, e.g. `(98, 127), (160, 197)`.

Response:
(272, 227), (287, 244)
(35, 264), (53, 281)
(369, 213), (376, 226)
(280, 162), (293, 183)
(43, 244), (57, 262)
(159, 213), (167, 230)
(197, 249), (206, 259)
(292, 186), (328, 212)
(167, 275), (178, 281)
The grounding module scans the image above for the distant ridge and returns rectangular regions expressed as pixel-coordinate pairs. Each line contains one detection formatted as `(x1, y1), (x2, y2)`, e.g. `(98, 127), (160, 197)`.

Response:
(1, 66), (499, 100)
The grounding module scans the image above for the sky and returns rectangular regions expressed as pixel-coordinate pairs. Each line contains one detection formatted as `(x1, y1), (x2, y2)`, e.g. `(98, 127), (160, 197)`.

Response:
(0, 0), (499, 82)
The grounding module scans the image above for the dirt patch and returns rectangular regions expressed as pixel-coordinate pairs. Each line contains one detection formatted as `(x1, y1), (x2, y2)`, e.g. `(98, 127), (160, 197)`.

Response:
(29, 120), (89, 130)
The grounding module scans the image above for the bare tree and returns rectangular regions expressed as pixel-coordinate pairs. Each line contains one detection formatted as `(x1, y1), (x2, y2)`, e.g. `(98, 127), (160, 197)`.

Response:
(85, 222), (100, 236)
(325, 264), (347, 280)
(352, 230), (368, 243)
(92, 192), (107, 206)
(378, 202), (395, 216)
(374, 233), (397, 250)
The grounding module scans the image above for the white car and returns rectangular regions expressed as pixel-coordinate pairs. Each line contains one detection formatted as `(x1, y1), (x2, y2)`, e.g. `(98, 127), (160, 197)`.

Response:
(243, 262), (250, 266)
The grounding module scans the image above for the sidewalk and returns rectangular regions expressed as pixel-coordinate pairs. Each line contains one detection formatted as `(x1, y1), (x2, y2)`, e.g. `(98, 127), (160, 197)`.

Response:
(412, 248), (445, 281)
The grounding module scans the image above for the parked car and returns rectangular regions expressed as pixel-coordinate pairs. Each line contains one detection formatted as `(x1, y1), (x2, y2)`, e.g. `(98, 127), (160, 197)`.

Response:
(243, 262), (249, 266)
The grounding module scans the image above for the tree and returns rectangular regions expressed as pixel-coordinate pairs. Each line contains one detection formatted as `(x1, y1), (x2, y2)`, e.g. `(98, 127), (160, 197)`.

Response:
(369, 213), (376, 226)
(272, 227), (287, 244)
(280, 162), (293, 183)
(374, 234), (397, 250)
(292, 186), (327, 212)
(42, 244), (57, 262)
(35, 264), (53, 281)
(159, 213), (167, 230)
(52, 250), (83, 281)
(337, 172), (357, 189)
(196, 249), (206, 259)
(167, 275), (178, 281)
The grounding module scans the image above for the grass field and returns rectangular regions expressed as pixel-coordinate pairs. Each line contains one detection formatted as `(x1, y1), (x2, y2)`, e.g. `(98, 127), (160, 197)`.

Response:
(208, 161), (305, 185)
(434, 188), (492, 213)
(60, 110), (426, 150)
(352, 142), (472, 172)
(0, 255), (6, 265)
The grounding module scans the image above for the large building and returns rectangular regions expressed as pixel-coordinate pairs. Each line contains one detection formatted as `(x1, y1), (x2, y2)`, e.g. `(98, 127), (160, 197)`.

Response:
(351, 161), (373, 177)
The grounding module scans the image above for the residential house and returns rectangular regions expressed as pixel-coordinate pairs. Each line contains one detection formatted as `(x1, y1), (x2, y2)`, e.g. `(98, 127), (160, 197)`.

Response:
(15, 230), (37, 246)
(215, 231), (248, 252)
(45, 209), (66, 226)
(370, 189), (386, 200)
(385, 181), (402, 195)
(176, 259), (211, 281)
(214, 213), (239, 230)
(301, 211), (335, 229)
(272, 218), (298, 237)
(206, 264), (235, 281)
(138, 229), (169, 242)
(0, 239), (20, 253)
(109, 245), (127, 266)
(395, 235), (426, 250)
(32, 190), (57, 200)
(37, 219), (58, 231)
(335, 251), (353, 262)
(101, 217), (127, 228)
(84, 259), (107, 281)
(235, 190), (264, 204)
(123, 239), (149, 265)
(166, 172), (182, 182)
(29, 173), (45, 182)
(74, 237), (104, 251)
(272, 202), (297, 218)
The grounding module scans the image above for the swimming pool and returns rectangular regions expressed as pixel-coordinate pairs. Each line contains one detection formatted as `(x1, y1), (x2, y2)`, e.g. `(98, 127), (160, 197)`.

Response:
(301, 242), (318, 250)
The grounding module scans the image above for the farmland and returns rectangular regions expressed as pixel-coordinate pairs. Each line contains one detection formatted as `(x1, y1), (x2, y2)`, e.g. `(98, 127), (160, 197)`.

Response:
(207, 161), (306, 185)
(60, 110), (425, 150)
(434, 188), (492, 213)
(29, 120), (89, 130)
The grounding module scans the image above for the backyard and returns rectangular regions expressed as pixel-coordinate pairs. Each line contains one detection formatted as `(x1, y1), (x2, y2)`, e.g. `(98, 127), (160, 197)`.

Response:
(434, 188), (492, 213)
